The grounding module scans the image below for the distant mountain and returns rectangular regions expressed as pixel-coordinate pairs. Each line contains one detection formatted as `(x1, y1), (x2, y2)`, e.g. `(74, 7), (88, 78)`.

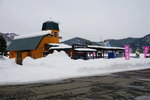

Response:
(62, 37), (100, 46)
(104, 34), (150, 52)
(62, 34), (150, 52)
(130, 34), (150, 52)
(2, 31), (149, 52)
(0, 32), (17, 46)
(104, 37), (139, 47)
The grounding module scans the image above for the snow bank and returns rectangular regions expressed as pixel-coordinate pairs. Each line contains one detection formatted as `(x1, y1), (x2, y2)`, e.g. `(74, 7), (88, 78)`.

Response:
(0, 51), (150, 85)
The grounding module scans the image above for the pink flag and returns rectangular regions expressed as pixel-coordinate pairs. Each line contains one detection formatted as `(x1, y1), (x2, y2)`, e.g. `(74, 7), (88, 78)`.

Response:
(144, 46), (149, 58)
(124, 45), (130, 60)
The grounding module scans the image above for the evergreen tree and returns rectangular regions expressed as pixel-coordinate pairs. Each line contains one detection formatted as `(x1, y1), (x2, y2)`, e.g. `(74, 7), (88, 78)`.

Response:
(0, 35), (7, 55)
(84, 41), (92, 45)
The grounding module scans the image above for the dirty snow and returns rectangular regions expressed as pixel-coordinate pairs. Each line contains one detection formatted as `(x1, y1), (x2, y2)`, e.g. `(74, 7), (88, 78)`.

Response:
(0, 51), (150, 85)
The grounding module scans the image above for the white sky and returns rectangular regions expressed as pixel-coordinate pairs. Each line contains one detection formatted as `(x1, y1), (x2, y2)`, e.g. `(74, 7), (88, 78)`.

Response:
(0, 0), (150, 41)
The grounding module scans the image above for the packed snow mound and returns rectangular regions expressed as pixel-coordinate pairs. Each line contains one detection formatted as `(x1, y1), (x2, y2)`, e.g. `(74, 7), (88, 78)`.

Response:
(0, 51), (150, 85)
(23, 51), (71, 67)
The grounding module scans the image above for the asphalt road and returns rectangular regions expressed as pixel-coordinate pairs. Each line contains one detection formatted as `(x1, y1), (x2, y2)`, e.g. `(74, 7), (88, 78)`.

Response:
(0, 69), (150, 100)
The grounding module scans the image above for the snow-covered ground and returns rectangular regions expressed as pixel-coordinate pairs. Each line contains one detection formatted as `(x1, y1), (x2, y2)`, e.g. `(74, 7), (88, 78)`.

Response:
(0, 51), (150, 85)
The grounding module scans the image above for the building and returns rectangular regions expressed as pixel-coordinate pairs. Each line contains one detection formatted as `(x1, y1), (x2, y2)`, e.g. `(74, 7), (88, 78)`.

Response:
(88, 45), (124, 58)
(48, 44), (124, 60)
(7, 21), (61, 65)
(7, 21), (125, 65)
(47, 44), (98, 60)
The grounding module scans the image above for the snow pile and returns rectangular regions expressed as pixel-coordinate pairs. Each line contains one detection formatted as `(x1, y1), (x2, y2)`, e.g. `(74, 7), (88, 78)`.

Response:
(0, 51), (150, 85)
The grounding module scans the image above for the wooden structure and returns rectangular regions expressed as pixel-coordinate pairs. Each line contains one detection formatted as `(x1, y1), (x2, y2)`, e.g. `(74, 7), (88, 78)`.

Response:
(71, 44), (97, 60)
(44, 44), (98, 60)
(47, 43), (72, 57)
(88, 45), (124, 58)
(48, 44), (97, 60)
(46, 44), (124, 60)
(7, 21), (61, 65)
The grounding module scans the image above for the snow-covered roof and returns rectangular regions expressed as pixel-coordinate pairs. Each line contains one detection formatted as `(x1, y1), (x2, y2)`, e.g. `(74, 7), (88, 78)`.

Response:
(49, 43), (71, 49)
(48, 43), (60, 46)
(14, 30), (52, 40)
(75, 48), (97, 52)
(88, 45), (124, 50)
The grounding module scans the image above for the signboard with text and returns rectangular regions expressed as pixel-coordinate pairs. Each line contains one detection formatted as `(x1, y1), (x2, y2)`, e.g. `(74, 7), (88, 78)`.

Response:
(124, 45), (130, 60)
(144, 46), (149, 58)
(72, 44), (87, 49)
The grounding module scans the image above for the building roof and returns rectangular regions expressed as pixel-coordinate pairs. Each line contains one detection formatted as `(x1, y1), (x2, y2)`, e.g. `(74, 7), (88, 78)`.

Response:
(14, 31), (51, 40)
(42, 21), (59, 31)
(87, 45), (124, 50)
(7, 33), (50, 51)
(75, 48), (97, 52)
(48, 43), (71, 50)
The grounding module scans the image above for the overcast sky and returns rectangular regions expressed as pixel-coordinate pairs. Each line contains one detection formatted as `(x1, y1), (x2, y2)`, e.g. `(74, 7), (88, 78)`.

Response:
(0, 0), (150, 41)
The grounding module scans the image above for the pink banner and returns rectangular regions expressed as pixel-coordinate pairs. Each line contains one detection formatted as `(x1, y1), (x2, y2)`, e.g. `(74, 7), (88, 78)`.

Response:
(144, 46), (149, 58)
(124, 45), (130, 60)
